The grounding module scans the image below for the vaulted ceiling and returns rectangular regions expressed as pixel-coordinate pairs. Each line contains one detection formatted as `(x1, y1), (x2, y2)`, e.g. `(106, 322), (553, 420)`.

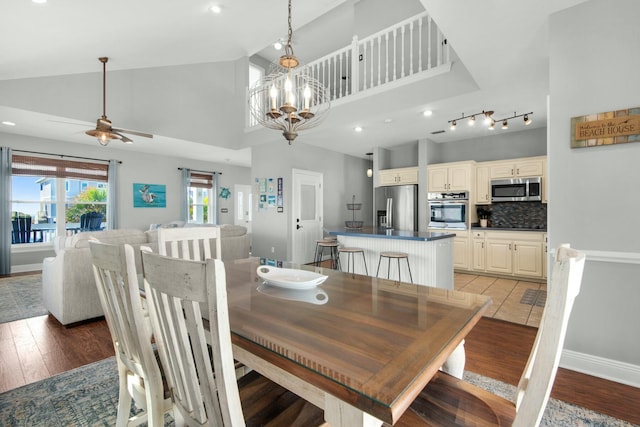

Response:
(0, 0), (586, 166)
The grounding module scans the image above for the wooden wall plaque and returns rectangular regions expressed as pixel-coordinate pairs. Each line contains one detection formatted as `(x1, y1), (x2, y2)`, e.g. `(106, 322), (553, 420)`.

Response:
(571, 107), (640, 148)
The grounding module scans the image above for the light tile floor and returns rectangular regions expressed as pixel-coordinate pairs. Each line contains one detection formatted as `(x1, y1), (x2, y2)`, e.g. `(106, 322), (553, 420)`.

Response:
(454, 273), (546, 327)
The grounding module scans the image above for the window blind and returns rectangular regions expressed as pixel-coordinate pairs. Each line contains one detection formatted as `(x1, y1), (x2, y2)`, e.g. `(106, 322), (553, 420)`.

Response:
(189, 172), (214, 189)
(12, 155), (109, 181)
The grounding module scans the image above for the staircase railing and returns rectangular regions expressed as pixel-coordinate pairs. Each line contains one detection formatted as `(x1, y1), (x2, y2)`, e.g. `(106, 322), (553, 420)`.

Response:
(307, 11), (450, 103)
(247, 11), (450, 127)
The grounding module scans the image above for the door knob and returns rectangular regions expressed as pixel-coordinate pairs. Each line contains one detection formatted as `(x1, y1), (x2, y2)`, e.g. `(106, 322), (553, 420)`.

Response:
(297, 224), (303, 230)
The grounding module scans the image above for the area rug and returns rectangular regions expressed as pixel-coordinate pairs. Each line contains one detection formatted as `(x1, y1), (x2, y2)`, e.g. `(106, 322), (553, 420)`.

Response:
(464, 371), (637, 427)
(0, 274), (48, 323)
(0, 357), (635, 427)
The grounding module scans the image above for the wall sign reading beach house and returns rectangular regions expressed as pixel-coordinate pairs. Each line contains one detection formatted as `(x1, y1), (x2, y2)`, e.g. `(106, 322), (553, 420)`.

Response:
(571, 107), (640, 148)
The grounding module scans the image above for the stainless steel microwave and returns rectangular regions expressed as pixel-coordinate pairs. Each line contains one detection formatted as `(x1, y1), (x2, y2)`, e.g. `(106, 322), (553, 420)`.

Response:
(491, 177), (542, 202)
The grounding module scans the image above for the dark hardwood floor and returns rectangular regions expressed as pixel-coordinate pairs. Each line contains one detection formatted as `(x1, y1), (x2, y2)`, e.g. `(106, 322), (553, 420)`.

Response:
(1, 307), (639, 424)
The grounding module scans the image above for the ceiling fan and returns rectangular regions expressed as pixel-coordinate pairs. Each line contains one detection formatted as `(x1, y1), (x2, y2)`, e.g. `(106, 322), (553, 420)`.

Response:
(86, 57), (153, 146)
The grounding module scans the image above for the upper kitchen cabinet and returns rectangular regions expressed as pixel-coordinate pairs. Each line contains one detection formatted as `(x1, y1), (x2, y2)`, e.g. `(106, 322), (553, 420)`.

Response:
(427, 161), (474, 192)
(489, 157), (544, 179)
(378, 167), (419, 186)
(474, 165), (490, 205)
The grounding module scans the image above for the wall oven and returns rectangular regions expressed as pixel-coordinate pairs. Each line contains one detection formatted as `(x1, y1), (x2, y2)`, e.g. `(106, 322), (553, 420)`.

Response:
(428, 191), (468, 229)
(491, 177), (542, 202)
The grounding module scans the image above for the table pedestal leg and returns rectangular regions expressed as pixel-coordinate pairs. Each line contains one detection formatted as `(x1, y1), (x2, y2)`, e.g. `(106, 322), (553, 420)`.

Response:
(324, 394), (382, 427)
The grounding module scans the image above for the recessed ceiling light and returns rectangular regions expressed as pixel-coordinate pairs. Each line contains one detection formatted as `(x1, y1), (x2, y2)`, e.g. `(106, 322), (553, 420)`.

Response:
(2, 121), (16, 126)
(423, 110), (433, 117)
(209, 5), (222, 14)
(384, 118), (393, 123)
(32, 0), (47, 3)
(274, 40), (283, 50)
(354, 126), (363, 132)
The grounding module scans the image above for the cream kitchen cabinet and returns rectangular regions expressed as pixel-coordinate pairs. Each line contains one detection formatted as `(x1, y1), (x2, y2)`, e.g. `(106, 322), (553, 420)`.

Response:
(485, 231), (543, 278)
(471, 231), (486, 271)
(489, 158), (544, 179)
(378, 167), (418, 186)
(474, 166), (490, 204)
(427, 161), (473, 192)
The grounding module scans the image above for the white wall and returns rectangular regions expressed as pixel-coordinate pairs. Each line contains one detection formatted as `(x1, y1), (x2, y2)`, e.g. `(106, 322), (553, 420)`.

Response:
(549, 0), (640, 386)
(251, 141), (373, 261)
(3, 133), (250, 270)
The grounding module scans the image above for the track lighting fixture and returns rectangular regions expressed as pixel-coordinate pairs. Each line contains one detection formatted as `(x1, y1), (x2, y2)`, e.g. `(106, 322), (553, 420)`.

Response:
(447, 110), (533, 132)
(448, 110), (494, 130)
(493, 111), (533, 130)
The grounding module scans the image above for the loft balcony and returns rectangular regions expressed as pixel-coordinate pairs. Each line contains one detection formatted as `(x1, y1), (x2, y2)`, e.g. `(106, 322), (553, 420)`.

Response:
(247, 11), (452, 130)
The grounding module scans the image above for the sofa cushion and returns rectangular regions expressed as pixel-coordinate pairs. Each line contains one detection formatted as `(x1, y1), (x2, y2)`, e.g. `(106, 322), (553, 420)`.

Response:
(220, 224), (247, 238)
(71, 229), (148, 249)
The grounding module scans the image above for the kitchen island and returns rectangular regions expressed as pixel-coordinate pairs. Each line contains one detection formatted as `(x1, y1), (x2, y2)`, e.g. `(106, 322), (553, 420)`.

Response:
(328, 227), (455, 289)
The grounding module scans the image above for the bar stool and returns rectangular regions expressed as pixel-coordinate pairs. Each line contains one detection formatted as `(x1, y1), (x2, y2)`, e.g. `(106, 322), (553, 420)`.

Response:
(376, 251), (413, 283)
(338, 247), (368, 276)
(314, 239), (339, 269)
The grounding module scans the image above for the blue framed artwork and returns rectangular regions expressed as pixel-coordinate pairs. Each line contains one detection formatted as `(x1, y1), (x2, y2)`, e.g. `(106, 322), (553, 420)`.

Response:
(133, 183), (166, 208)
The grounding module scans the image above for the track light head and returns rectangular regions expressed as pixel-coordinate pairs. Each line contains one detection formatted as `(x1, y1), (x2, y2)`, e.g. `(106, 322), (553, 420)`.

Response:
(450, 120), (456, 130)
(468, 115), (476, 126)
(488, 120), (495, 130)
(501, 120), (508, 130)
(524, 114), (532, 125)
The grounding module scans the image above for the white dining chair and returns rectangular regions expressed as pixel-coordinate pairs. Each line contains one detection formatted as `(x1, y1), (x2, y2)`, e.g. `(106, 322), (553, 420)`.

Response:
(89, 241), (171, 426)
(140, 250), (325, 426)
(395, 243), (586, 427)
(157, 226), (221, 261)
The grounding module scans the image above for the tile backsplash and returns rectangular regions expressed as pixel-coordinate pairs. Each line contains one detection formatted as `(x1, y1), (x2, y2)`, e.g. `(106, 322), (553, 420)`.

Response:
(478, 202), (547, 229)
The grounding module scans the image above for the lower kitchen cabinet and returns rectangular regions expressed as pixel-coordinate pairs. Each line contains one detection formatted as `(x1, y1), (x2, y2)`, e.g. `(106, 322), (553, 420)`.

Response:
(453, 234), (470, 270)
(472, 230), (545, 279)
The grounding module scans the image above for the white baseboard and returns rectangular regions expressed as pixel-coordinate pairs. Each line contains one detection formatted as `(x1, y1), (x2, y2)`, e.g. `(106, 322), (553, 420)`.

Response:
(561, 349), (640, 388)
(11, 263), (42, 274)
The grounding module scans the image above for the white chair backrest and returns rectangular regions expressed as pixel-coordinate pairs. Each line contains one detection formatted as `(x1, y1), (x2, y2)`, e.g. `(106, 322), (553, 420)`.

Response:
(513, 243), (586, 427)
(89, 241), (166, 426)
(157, 226), (222, 261)
(141, 250), (244, 426)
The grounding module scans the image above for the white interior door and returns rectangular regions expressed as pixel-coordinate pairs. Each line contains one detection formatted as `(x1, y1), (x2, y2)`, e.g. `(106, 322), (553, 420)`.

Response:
(291, 169), (323, 265)
(234, 184), (252, 234)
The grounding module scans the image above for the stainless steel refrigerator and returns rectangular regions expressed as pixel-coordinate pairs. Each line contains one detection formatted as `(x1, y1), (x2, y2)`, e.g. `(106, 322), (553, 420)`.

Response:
(375, 184), (418, 231)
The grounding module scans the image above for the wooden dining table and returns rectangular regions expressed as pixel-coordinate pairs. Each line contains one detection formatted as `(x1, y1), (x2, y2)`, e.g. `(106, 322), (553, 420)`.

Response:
(223, 257), (492, 426)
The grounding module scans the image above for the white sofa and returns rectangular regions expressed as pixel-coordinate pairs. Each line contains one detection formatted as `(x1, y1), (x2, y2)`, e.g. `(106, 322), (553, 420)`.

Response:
(42, 225), (250, 325)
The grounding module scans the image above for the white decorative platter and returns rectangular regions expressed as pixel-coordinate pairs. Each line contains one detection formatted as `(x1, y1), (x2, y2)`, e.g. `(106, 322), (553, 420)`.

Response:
(256, 266), (328, 290)
(257, 284), (329, 305)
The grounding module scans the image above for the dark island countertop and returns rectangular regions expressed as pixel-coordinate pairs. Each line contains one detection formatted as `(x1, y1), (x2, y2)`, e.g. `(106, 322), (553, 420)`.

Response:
(328, 227), (455, 242)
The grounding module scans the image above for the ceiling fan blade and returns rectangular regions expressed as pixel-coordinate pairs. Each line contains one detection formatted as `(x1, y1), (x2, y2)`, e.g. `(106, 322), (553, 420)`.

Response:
(112, 132), (133, 144)
(112, 127), (154, 139)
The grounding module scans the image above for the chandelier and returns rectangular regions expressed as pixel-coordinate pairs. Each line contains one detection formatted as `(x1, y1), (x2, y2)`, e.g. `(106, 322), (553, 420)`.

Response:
(247, 0), (330, 144)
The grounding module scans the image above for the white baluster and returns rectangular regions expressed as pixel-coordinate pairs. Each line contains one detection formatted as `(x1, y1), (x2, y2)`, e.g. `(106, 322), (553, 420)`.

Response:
(427, 16), (432, 70)
(437, 28), (443, 67)
(385, 33), (389, 83)
(418, 17), (423, 72)
(393, 28), (397, 81)
(351, 35), (359, 94)
(409, 21), (414, 75)
(377, 35), (381, 87)
(401, 25), (406, 78)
